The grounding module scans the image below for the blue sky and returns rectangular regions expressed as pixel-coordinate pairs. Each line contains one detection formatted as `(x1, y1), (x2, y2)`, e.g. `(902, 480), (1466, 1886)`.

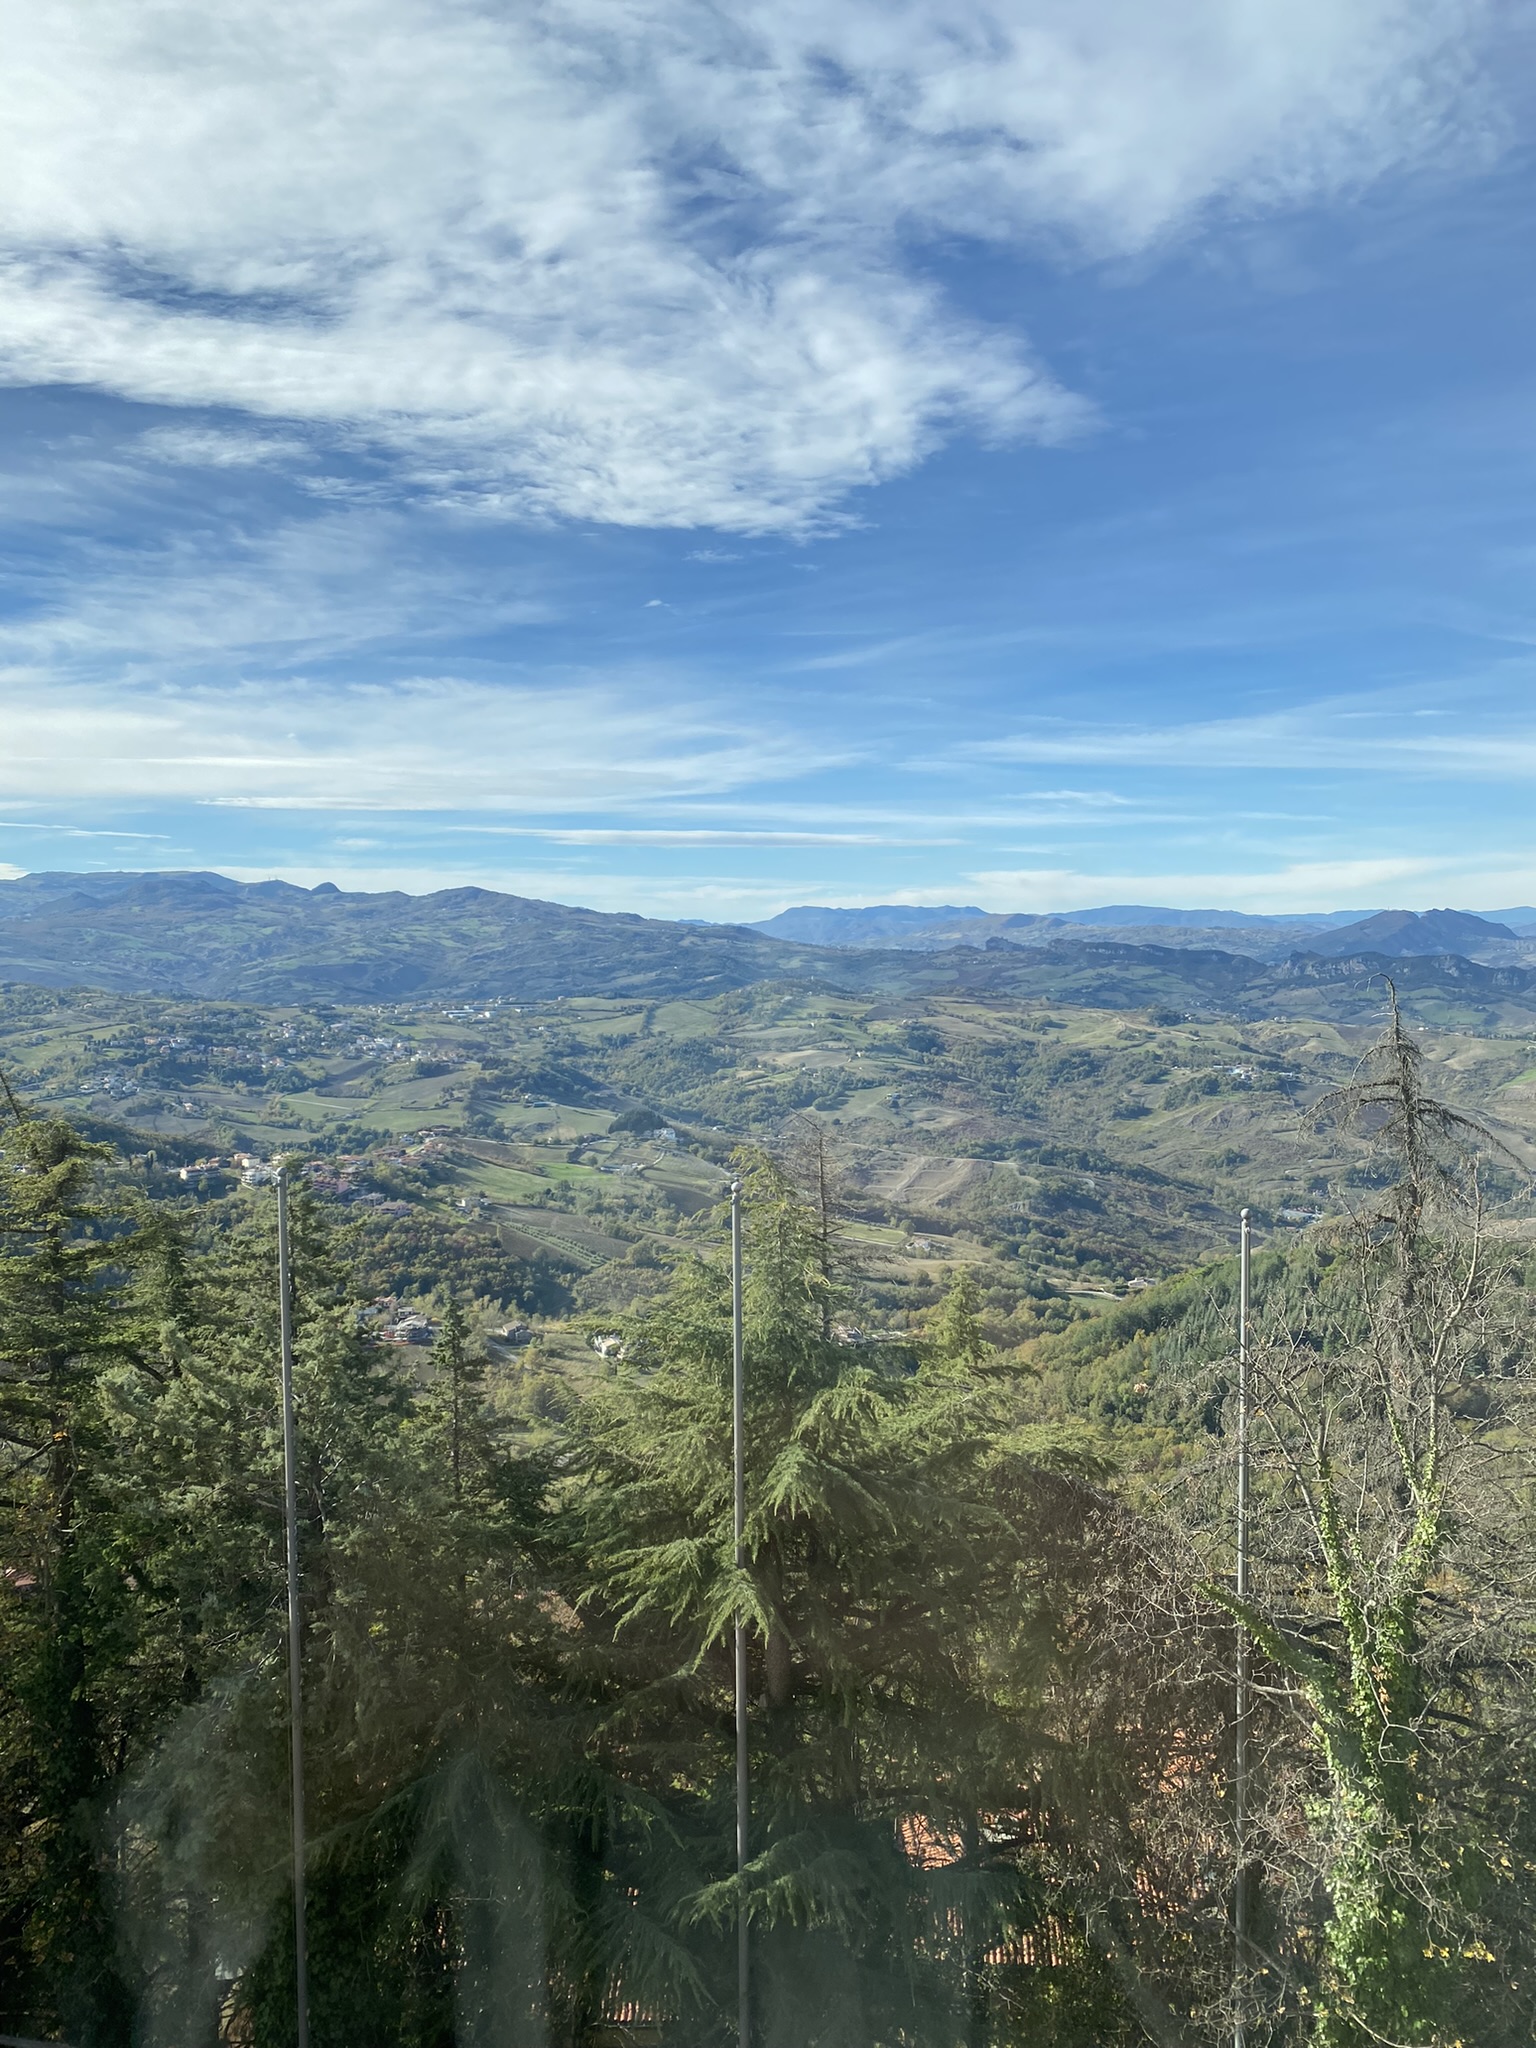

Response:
(2, 0), (1536, 922)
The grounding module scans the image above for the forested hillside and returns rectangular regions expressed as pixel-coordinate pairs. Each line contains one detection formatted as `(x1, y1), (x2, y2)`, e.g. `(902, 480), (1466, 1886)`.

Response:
(4, 1006), (1536, 2047)
(0, 873), (820, 1002)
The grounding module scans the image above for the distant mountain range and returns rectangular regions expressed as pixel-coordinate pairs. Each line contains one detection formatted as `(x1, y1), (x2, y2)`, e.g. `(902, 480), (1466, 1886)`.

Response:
(750, 902), (1382, 940)
(0, 871), (815, 1002)
(747, 902), (1536, 958)
(3, 870), (1536, 1015)
(742, 903), (988, 947)
(1301, 908), (1518, 955)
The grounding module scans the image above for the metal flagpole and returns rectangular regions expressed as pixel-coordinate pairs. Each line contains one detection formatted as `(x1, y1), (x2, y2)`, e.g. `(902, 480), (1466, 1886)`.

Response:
(276, 1167), (311, 2048)
(730, 1179), (750, 2048)
(1234, 1206), (1251, 2048)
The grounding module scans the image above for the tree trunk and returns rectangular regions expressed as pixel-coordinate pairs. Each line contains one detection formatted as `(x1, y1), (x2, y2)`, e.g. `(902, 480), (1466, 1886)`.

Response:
(764, 1626), (792, 1710)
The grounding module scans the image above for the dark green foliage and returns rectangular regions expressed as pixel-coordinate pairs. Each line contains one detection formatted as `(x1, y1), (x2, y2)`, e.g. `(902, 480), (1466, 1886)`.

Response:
(930, 1039), (1043, 1118)
(1027, 1254), (1296, 1433)
(108, 1197), (561, 2047)
(344, 1210), (575, 1314)
(564, 1151), (1131, 2045)
(610, 1106), (666, 1134)
(901, 1024), (945, 1055)
(0, 1109), (147, 2043)
(477, 1054), (603, 1105)
(927, 1266), (991, 1371)
(1161, 1072), (1225, 1108)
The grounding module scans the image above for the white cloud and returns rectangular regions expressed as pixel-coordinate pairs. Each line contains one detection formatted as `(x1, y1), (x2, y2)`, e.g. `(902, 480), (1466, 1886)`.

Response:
(962, 855), (1512, 914)
(442, 825), (957, 846)
(137, 423), (312, 469)
(0, 507), (549, 665)
(603, 791), (1139, 824)
(0, 0), (1500, 532)
(0, 673), (831, 810)
(973, 689), (1536, 778)
(0, 820), (172, 840)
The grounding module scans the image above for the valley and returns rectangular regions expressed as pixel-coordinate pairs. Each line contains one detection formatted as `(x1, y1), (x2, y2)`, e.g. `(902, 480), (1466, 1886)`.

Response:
(6, 945), (1535, 1390)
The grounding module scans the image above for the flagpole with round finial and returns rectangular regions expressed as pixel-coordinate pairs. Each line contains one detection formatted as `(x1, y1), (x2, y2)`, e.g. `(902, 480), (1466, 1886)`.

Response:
(730, 1178), (749, 2048)
(276, 1165), (310, 2048)
(1234, 1206), (1251, 2048)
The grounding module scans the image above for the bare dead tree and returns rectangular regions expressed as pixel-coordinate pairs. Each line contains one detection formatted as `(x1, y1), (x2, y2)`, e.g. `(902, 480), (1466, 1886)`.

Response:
(777, 1114), (857, 1335)
(1201, 992), (1536, 2046)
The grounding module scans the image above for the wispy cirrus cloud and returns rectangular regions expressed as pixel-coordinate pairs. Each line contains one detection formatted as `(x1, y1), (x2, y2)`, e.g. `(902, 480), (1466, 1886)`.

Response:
(0, 0), (1503, 533)
(0, 507), (551, 667)
(969, 687), (1536, 778)
(442, 826), (956, 847)
(0, 820), (173, 840)
(136, 423), (314, 470)
(0, 673), (834, 811)
(962, 856), (1478, 914)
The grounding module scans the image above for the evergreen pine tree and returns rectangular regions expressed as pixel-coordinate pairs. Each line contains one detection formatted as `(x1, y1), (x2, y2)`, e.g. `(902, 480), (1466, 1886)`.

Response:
(928, 1265), (991, 1374)
(0, 1101), (145, 2044)
(566, 1150), (1110, 2045)
(111, 1189), (563, 2048)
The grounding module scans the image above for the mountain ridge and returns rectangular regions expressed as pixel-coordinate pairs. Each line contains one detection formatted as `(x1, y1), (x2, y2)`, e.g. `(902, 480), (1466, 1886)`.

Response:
(1302, 907), (1516, 955)
(0, 870), (809, 1002)
(4, 871), (1535, 1018)
(747, 901), (1531, 960)
(748, 900), (1377, 945)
